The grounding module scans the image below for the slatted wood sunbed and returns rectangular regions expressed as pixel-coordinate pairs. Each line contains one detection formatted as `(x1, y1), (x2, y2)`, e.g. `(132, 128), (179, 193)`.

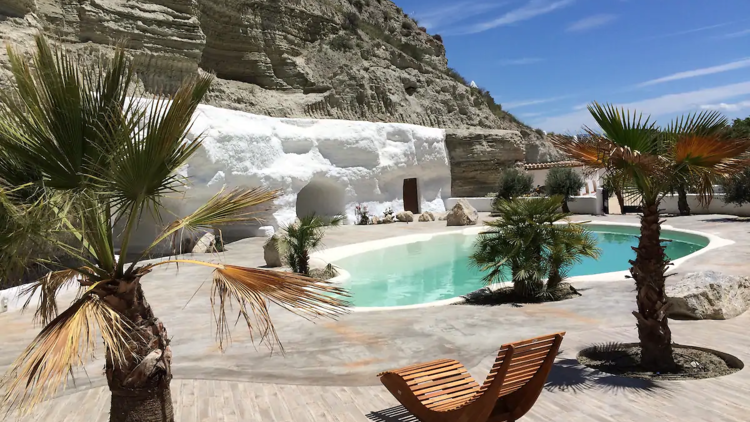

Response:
(377, 332), (565, 422)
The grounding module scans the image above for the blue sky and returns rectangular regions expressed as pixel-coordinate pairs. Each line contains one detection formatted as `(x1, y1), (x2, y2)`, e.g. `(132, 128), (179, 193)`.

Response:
(395, 0), (750, 133)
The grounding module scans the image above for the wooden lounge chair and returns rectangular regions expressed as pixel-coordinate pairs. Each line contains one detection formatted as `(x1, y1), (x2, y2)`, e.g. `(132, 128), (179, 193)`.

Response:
(377, 332), (564, 422)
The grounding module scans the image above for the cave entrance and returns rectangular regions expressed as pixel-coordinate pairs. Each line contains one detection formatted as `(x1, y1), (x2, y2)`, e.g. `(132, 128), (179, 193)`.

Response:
(403, 178), (420, 214)
(296, 178), (347, 222)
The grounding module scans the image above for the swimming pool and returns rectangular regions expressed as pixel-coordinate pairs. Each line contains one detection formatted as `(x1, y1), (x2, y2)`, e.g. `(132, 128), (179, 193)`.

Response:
(327, 224), (710, 308)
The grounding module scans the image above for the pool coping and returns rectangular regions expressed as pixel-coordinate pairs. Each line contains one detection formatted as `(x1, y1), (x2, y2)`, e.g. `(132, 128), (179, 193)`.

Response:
(310, 221), (734, 313)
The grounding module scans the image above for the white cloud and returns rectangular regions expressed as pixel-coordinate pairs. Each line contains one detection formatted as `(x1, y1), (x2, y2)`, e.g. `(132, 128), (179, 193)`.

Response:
(452, 0), (575, 35)
(499, 57), (545, 66)
(701, 100), (750, 112)
(520, 112), (544, 118)
(644, 21), (735, 40)
(566, 14), (617, 32)
(636, 58), (750, 88)
(722, 29), (750, 39)
(572, 103), (588, 110)
(537, 81), (750, 132)
(414, 2), (509, 31)
(504, 96), (569, 109)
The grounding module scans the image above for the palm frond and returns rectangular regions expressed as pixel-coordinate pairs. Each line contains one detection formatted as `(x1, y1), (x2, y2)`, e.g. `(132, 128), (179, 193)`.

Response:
(1, 294), (133, 413)
(586, 102), (660, 155)
(147, 260), (350, 353)
(132, 187), (280, 266)
(20, 269), (84, 326)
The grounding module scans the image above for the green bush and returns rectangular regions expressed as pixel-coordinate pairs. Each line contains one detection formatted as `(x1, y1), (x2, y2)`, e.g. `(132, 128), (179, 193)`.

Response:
(545, 167), (584, 213)
(342, 11), (360, 31)
(433, 34), (443, 43)
(495, 167), (534, 201)
(445, 67), (468, 85)
(721, 167), (750, 206)
(401, 20), (415, 30)
(329, 34), (355, 51)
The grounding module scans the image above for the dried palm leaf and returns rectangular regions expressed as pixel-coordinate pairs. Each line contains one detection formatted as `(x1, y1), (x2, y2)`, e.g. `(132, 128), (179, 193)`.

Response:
(1, 294), (133, 414)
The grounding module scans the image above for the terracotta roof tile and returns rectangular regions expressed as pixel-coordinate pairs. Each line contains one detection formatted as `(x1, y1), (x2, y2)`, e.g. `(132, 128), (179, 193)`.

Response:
(524, 161), (582, 170)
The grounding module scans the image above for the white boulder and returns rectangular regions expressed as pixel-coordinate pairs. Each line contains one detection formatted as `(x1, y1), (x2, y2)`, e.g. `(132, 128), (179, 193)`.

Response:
(667, 271), (750, 320)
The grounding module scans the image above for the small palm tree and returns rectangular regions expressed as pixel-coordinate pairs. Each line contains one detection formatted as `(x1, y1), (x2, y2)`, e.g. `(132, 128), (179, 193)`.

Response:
(471, 196), (600, 299)
(280, 214), (344, 276)
(0, 35), (349, 421)
(551, 103), (750, 372)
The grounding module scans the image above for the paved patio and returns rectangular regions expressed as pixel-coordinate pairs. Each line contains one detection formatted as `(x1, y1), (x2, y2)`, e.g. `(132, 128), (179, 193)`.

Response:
(2, 213), (750, 421)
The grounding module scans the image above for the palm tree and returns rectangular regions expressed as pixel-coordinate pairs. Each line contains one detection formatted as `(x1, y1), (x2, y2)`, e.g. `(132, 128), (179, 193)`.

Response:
(545, 224), (600, 291)
(0, 35), (349, 421)
(280, 214), (344, 276)
(550, 103), (750, 372)
(471, 196), (600, 299)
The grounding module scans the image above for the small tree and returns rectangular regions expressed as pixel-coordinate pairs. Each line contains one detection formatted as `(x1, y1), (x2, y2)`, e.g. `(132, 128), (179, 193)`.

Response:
(495, 166), (533, 200)
(721, 167), (750, 206)
(280, 214), (344, 276)
(545, 167), (584, 213)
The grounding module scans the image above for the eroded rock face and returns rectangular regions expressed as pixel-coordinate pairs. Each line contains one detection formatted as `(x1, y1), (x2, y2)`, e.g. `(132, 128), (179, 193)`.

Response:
(446, 129), (526, 197)
(667, 271), (750, 320)
(446, 199), (478, 226)
(0, 0), (552, 146)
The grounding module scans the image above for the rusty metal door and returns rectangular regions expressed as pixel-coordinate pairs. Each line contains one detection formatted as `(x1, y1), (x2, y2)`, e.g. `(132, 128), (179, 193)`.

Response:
(403, 178), (420, 214)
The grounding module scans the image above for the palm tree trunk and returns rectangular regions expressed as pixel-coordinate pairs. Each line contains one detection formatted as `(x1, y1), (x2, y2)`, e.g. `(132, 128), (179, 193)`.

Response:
(105, 280), (174, 422)
(630, 202), (677, 372)
(298, 250), (310, 276)
(547, 266), (562, 291)
(677, 185), (691, 216)
(615, 191), (625, 214)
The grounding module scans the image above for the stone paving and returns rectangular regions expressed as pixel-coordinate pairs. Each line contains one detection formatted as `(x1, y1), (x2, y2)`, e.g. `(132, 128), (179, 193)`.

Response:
(2, 213), (750, 421)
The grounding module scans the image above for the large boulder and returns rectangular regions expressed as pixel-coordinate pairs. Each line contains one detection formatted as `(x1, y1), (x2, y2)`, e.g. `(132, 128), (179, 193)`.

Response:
(263, 235), (284, 268)
(446, 199), (479, 226)
(667, 271), (750, 320)
(396, 211), (414, 223)
(418, 213), (431, 222)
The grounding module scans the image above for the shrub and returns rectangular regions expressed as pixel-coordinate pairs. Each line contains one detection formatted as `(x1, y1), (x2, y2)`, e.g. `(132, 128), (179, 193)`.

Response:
(401, 20), (415, 30)
(329, 34), (355, 51)
(535, 128), (545, 137)
(721, 167), (750, 206)
(495, 166), (534, 201)
(350, 0), (364, 11)
(342, 11), (360, 31)
(354, 204), (370, 225)
(445, 67), (468, 85)
(433, 34), (443, 43)
(545, 167), (585, 213)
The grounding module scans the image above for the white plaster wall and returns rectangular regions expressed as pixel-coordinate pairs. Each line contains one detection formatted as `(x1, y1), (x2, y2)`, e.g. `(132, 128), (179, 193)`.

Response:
(122, 104), (451, 251)
(529, 167), (605, 195)
(446, 189), (604, 215)
(661, 194), (750, 217)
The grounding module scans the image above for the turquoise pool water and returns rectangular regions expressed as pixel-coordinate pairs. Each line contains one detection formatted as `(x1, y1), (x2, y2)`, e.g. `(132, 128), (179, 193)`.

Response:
(332, 225), (709, 308)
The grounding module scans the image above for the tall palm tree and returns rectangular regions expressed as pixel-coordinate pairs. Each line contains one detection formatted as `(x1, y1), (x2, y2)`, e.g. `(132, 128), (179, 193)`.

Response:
(0, 35), (349, 421)
(471, 196), (600, 299)
(280, 214), (344, 276)
(551, 103), (750, 372)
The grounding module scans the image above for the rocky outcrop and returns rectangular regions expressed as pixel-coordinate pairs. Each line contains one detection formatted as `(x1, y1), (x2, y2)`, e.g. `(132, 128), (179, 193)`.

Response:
(0, 0), (553, 147)
(667, 271), (750, 320)
(0, 0), (35, 17)
(446, 129), (526, 197)
(263, 234), (283, 268)
(418, 213), (431, 222)
(446, 199), (478, 226)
